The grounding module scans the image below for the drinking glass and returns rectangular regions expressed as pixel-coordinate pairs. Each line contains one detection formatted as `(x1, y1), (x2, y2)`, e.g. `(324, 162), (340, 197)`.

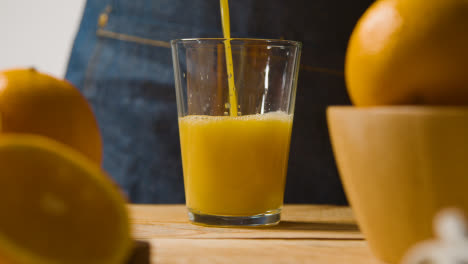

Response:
(171, 38), (301, 226)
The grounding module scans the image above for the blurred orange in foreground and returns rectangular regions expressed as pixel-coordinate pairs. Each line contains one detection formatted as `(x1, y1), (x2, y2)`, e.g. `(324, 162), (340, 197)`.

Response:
(0, 68), (102, 164)
(0, 134), (131, 264)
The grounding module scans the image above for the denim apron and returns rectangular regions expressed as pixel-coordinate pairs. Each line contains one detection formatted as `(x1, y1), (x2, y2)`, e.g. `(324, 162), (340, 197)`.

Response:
(66, 0), (374, 204)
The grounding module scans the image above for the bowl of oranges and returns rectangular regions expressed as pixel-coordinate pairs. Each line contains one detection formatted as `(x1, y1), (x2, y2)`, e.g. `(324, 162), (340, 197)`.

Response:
(327, 0), (468, 263)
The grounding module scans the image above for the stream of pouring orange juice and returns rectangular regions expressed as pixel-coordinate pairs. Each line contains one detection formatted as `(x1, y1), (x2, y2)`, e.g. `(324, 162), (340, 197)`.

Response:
(220, 0), (238, 116)
(179, 0), (293, 217)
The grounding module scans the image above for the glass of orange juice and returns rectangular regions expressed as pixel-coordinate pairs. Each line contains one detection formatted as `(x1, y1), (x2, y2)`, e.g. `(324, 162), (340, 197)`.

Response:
(171, 38), (301, 226)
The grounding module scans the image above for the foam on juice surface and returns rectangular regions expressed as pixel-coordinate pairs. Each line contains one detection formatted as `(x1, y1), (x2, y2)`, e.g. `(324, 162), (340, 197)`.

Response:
(179, 111), (292, 123)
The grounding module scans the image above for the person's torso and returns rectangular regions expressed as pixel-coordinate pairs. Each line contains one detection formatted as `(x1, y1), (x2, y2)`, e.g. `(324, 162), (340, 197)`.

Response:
(67, 0), (374, 204)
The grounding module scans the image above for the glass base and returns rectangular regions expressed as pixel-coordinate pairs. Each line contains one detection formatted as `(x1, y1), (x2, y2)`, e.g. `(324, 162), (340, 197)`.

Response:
(188, 208), (281, 227)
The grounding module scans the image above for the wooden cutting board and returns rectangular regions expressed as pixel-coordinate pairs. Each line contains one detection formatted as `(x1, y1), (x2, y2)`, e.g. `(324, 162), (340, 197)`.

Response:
(128, 204), (383, 264)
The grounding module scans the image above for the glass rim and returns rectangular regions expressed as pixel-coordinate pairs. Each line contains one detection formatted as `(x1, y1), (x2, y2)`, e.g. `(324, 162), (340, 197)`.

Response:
(170, 38), (302, 47)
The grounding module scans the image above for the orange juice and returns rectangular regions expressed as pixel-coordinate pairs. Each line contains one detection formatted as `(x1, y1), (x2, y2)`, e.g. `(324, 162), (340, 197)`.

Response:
(179, 111), (293, 216)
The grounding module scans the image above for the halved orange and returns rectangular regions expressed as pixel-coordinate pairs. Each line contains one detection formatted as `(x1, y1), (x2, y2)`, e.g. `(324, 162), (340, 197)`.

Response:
(0, 134), (131, 264)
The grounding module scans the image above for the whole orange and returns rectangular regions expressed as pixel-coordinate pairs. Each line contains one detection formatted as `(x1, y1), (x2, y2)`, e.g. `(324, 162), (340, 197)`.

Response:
(346, 0), (468, 106)
(0, 68), (102, 164)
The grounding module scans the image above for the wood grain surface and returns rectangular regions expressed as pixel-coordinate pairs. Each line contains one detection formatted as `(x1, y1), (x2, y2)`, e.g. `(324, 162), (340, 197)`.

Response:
(129, 204), (383, 264)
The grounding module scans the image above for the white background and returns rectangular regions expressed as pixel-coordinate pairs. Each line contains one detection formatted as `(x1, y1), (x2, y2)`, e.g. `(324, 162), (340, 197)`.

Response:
(0, 0), (87, 78)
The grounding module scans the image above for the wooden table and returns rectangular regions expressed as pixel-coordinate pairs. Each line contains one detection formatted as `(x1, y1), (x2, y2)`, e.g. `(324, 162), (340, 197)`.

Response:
(129, 204), (383, 264)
